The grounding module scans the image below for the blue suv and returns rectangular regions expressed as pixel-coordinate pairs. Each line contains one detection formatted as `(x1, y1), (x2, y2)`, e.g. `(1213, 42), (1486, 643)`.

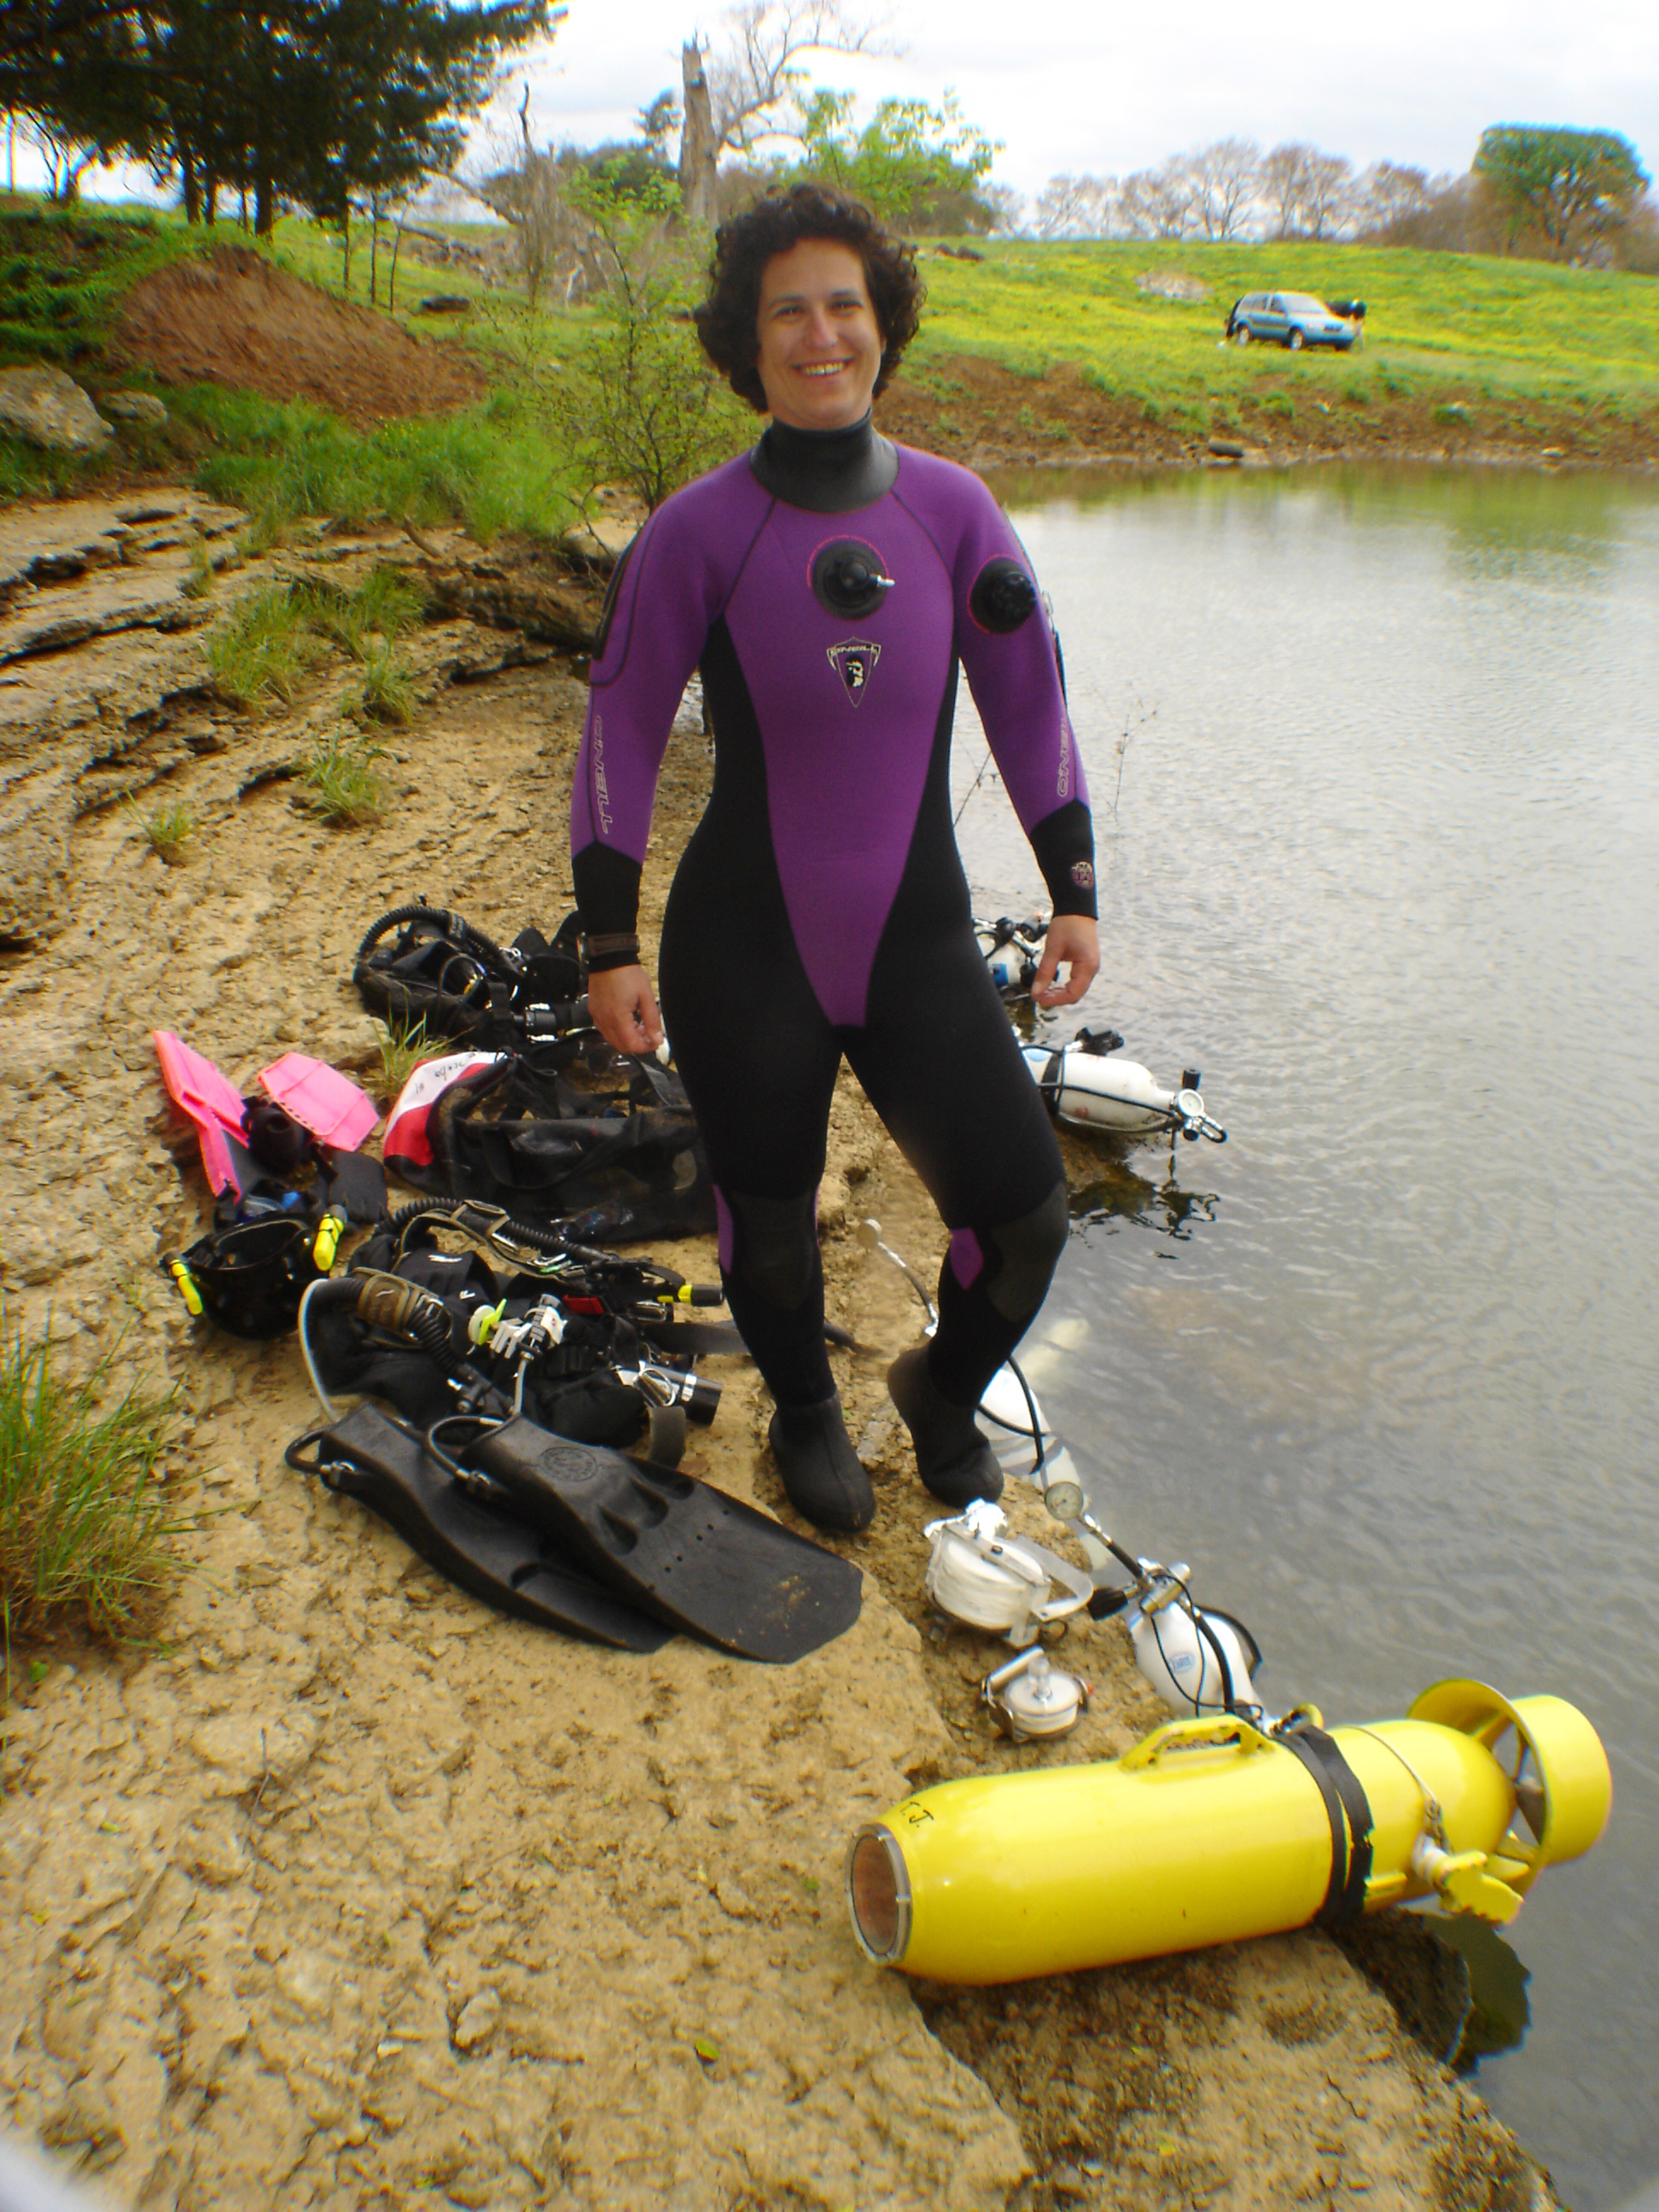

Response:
(1225, 293), (1359, 351)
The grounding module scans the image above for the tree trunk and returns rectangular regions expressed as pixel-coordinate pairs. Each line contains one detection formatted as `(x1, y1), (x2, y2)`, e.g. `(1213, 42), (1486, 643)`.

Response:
(178, 143), (201, 224)
(678, 41), (719, 228)
(205, 175), (217, 224)
(388, 217), (404, 313)
(255, 174), (274, 235)
(341, 204), (350, 292)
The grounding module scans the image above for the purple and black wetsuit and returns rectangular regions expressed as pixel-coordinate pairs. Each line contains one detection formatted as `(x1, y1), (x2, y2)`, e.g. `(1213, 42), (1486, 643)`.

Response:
(572, 413), (1097, 1414)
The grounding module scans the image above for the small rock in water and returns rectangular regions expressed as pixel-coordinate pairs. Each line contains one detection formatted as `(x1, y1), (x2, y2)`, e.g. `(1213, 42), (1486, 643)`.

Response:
(453, 1988), (501, 2051)
(0, 364), (113, 451)
(102, 390), (170, 426)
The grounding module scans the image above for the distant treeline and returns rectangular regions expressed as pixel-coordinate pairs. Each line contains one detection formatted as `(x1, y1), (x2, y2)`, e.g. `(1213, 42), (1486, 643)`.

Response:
(1016, 128), (1657, 272)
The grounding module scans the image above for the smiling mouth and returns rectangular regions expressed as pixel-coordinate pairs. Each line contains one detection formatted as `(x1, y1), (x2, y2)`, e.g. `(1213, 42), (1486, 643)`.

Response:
(799, 362), (850, 378)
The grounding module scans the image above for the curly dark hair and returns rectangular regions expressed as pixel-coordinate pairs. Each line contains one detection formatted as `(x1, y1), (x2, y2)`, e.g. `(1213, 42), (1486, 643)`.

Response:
(694, 183), (925, 412)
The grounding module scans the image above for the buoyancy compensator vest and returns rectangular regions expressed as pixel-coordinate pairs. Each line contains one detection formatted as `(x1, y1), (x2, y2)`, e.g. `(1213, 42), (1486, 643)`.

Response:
(352, 905), (585, 1048)
(390, 1053), (715, 1243)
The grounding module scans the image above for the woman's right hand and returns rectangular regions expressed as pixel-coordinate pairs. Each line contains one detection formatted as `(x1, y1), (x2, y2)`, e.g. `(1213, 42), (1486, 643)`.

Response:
(587, 963), (666, 1056)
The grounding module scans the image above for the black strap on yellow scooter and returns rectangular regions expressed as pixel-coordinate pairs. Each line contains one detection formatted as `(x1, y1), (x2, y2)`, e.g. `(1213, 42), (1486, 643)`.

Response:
(1282, 1722), (1375, 1926)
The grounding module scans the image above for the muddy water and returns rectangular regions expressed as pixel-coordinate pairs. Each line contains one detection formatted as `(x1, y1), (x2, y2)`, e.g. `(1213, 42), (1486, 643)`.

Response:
(959, 464), (1659, 2212)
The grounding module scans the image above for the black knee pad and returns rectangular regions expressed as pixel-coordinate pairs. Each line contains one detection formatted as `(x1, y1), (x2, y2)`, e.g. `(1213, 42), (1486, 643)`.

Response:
(981, 1180), (1069, 1324)
(719, 1188), (821, 1312)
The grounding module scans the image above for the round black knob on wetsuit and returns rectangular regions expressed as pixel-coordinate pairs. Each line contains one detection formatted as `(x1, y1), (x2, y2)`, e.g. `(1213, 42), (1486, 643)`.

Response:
(812, 540), (893, 618)
(969, 556), (1038, 633)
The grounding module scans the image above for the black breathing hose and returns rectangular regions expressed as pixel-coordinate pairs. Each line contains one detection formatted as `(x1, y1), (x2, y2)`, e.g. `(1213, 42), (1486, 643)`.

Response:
(354, 903), (513, 975)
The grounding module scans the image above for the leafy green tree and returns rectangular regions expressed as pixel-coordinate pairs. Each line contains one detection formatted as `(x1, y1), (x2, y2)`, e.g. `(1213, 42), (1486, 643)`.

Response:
(0, 0), (152, 182)
(1474, 125), (1650, 259)
(794, 87), (999, 231)
(6, 0), (556, 239)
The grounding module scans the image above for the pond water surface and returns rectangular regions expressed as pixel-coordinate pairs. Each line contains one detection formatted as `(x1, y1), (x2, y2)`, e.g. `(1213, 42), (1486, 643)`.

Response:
(956, 463), (1659, 2212)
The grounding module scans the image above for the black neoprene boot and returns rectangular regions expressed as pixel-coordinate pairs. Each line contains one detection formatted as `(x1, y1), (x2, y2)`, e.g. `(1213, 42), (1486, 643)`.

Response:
(888, 1344), (1004, 1508)
(768, 1392), (874, 1534)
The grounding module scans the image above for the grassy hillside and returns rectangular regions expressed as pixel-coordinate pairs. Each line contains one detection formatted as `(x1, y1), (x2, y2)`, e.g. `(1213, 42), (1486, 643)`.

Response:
(3, 197), (1657, 520)
(906, 238), (1659, 431)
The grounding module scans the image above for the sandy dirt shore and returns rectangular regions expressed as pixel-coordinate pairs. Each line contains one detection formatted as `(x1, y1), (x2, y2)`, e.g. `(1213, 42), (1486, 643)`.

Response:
(0, 493), (1553, 2212)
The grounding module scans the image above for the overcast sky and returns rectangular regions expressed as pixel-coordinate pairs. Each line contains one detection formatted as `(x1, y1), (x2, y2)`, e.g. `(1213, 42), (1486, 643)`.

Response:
(18, 0), (1657, 209)
(513, 0), (1659, 201)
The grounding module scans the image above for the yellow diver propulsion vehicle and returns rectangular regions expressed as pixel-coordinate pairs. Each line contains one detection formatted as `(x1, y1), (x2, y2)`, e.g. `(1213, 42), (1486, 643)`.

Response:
(846, 1679), (1610, 1985)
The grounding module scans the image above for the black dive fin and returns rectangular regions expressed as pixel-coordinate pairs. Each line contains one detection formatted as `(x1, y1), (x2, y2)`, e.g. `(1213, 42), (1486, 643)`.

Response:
(437, 1413), (863, 1664)
(286, 1402), (670, 1653)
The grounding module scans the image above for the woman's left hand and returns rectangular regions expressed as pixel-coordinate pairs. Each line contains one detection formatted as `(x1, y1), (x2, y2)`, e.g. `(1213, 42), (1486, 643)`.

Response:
(1032, 914), (1099, 1008)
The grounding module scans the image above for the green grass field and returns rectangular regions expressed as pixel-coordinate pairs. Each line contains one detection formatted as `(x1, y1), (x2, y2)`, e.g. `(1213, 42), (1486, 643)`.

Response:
(3, 196), (1657, 523)
(908, 238), (1659, 422)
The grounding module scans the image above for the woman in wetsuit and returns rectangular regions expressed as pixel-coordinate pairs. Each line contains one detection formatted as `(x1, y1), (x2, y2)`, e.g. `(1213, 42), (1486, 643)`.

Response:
(574, 184), (1099, 1534)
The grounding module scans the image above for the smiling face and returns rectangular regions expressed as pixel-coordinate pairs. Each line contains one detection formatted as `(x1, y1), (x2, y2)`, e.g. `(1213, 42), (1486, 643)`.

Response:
(754, 238), (884, 430)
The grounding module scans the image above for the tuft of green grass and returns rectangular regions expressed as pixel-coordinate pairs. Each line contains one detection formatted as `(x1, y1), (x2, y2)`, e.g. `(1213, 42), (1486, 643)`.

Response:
(301, 730), (390, 825)
(131, 794), (196, 864)
(0, 1321), (183, 1663)
(207, 583), (325, 707)
(294, 563), (422, 655)
(375, 1015), (436, 1101)
(355, 637), (416, 724)
(179, 533), (216, 599)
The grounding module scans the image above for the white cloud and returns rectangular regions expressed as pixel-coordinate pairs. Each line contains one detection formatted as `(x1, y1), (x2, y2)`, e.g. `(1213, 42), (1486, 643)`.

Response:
(521, 0), (1659, 196)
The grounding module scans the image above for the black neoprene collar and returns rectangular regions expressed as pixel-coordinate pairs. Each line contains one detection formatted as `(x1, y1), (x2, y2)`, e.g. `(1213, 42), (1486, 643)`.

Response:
(749, 411), (899, 514)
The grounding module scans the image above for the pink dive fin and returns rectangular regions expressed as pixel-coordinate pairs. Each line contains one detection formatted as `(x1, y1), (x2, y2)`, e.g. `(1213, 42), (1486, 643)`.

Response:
(258, 1053), (379, 1151)
(152, 1031), (250, 1196)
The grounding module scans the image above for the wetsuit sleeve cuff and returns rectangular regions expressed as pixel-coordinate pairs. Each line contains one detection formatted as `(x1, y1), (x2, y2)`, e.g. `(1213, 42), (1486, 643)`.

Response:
(1028, 800), (1097, 920)
(573, 843), (643, 960)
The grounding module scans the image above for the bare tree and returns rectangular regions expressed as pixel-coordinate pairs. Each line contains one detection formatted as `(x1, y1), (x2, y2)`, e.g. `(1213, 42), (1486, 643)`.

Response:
(1116, 160), (1194, 241)
(979, 181), (1026, 236)
(1260, 141), (1353, 238)
(1260, 143), (1313, 237)
(1181, 137), (1260, 240)
(473, 100), (606, 309)
(1301, 148), (1353, 238)
(1033, 172), (1117, 240)
(678, 0), (898, 227)
(27, 113), (103, 201)
(1353, 160), (1433, 236)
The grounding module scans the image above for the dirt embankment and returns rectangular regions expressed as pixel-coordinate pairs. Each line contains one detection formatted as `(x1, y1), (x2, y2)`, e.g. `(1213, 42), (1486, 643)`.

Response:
(113, 246), (486, 426)
(0, 489), (1556, 2212)
(881, 351), (1659, 474)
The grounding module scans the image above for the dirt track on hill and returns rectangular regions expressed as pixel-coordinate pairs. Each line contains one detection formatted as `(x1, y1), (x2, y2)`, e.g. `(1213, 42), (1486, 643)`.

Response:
(0, 493), (1556, 2212)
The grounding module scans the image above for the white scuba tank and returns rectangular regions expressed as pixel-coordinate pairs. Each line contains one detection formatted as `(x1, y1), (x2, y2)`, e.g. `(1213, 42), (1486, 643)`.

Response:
(1021, 1042), (1214, 1139)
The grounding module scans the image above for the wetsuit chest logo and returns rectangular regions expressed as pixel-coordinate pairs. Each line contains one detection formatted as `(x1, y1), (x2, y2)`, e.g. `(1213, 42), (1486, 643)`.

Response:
(828, 640), (881, 705)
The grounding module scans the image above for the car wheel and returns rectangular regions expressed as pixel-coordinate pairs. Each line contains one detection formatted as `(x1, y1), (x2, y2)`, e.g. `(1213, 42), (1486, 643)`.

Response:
(1235, 326), (1251, 346)
(1287, 329), (1304, 352)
